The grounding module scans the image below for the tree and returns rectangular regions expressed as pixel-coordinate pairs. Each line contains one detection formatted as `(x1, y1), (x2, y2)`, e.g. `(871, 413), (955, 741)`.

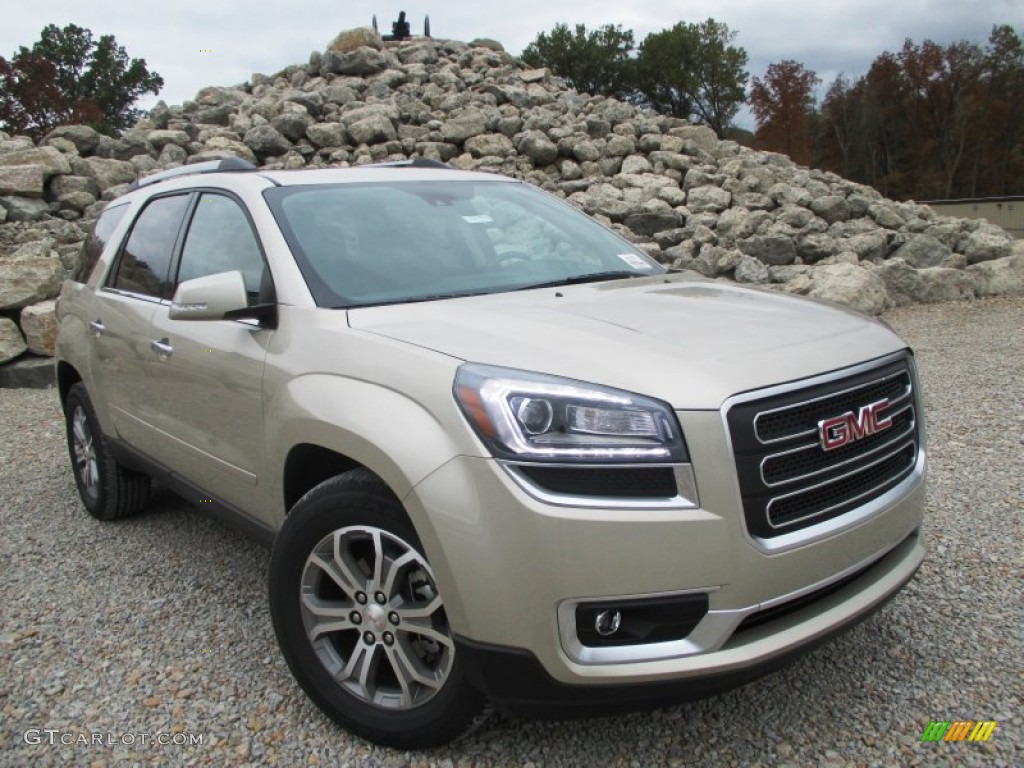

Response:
(635, 19), (748, 137)
(976, 25), (1024, 195)
(749, 60), (820, 165)
(0, 23), (162, 140)
(521, 23), (635, 100)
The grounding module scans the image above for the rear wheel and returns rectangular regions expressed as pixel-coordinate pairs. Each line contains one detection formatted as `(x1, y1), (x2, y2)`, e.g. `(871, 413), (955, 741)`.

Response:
(64, 383), (150, 521)
(269, 469), (485, 748)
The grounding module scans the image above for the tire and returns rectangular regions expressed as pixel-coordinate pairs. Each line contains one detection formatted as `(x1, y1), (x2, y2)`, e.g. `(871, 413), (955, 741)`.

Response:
(64, 382), (151, 521)
(269, 469), (485, 748)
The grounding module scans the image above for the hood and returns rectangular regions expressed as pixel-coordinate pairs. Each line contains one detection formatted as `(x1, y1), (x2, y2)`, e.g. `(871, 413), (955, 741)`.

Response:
(347, 274), (906, 409)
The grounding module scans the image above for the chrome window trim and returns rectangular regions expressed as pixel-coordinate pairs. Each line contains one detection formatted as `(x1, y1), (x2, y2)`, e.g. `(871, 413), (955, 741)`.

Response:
(99, 286), (170, 305)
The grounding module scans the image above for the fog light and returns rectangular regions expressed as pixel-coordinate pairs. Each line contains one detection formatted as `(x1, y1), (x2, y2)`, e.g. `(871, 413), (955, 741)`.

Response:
(575, 593), (709, 647)
(594, 609), (622, 637)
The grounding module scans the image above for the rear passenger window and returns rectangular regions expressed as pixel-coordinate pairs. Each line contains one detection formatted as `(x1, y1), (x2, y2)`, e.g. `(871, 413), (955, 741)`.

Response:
(175, 194), (266, 304)
(82, 203), (129, 281)
(109, 194), (189, 299)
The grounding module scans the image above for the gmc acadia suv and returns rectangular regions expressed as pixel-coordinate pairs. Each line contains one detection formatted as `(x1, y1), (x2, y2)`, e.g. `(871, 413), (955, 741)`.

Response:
(54, 158), (926, 747)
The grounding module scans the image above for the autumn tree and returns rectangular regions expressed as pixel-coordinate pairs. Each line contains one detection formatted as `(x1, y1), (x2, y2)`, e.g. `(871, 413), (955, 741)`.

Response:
(814, 25), (1024, 200)
(522, 23), (635, 99)
(749, 60), (820, 165)
(975, 25), (1024, 195)
(634, 19), (749, 137)
(0, 23), (162, 140)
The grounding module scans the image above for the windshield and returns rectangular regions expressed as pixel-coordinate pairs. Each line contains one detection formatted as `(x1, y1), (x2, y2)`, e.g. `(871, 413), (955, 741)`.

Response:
(263, 179), (664, 308)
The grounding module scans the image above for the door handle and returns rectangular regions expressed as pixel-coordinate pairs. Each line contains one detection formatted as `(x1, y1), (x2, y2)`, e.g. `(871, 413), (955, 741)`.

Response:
(150, 338), (174, 358)
(89, 319), (105, 336)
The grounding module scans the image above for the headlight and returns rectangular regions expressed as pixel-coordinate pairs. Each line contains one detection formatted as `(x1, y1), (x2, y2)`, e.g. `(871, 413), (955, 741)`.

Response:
(454, 364), (687, 463)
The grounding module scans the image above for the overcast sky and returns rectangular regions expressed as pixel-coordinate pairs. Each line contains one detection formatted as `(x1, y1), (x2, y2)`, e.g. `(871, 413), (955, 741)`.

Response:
(3, 1), (1022, 129)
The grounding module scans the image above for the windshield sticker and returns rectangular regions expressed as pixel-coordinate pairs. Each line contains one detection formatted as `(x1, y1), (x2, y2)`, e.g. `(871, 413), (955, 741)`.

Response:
(461, 215), (493, 224)
(617, 253), (650, 270)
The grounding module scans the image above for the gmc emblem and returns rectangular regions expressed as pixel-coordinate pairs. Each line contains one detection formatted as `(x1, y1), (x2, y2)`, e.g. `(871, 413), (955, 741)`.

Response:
(818, 399), (893, 451)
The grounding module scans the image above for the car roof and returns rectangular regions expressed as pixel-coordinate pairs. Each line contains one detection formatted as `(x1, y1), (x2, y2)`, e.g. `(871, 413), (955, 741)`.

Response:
(258, 166), (517, 187)
(129, 157), (518, 196)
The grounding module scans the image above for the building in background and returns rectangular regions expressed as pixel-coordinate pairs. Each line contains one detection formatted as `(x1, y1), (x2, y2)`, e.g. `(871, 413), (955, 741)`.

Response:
(923, 197), (1024, 239)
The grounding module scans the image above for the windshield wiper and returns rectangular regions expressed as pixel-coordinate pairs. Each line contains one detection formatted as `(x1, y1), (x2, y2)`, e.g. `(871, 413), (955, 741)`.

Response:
(333, 291), (488, 309)
(515, 270), (649, 291)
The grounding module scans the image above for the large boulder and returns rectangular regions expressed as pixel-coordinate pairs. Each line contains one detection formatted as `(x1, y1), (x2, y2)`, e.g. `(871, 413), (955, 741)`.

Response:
(81, 157), (137, 193)
(624, 211), (683, 237)
(0, 240), (64, 309)
(146, 129), (192, 150)
(965, 254), (1024, 296)
(877, 258), (928, 306)
(807, 263), (889, 315)
(0, 196), (50, 222)
(0, 317), (27, 364)
(327, 27), (383, 54)
(0, 165), (45, 197)
(271, 112), (312, 142)
(197, 137), (257, 163)
(348, 115), (397, 145)
(810, 195), (851, 224)
(19, 300), (58, 356)
(686, 185), (731, 213)
(517, 131), (558, 166)
(305, 122), (348, 148)
(243, 124), (293, 156)
(0, 146), (71, 178)
(464, 134), (513, 158)
(42, 125), (102, 155)
(962, 232), (1013, 265)
(734, 254), (771, 283)
(918, 267), (977, 302)
(440, 112), (488, 144)
(322, 47), (389, 76)
(890, 234), (951, 269)
(740, 234), (796, 266)
(50, 174), (99, 211)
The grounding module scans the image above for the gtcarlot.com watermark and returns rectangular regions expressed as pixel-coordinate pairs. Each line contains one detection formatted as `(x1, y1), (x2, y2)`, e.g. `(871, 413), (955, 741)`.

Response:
(24, 729), (204, 747)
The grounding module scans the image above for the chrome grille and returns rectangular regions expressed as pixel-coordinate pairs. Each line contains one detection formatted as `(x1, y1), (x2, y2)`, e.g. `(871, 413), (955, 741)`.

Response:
(727, 356), (921, 538)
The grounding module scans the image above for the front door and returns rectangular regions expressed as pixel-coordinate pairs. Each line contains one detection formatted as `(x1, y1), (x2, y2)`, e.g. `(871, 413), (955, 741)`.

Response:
(143, 191), (274, 515)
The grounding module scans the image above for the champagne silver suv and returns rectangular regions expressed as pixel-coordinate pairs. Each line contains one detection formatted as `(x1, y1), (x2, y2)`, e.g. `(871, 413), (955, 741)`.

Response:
(55, 158), (926, 747)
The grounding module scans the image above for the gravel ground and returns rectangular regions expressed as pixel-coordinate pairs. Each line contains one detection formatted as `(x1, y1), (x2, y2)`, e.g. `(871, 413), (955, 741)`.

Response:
(1, 297), (1021, 768)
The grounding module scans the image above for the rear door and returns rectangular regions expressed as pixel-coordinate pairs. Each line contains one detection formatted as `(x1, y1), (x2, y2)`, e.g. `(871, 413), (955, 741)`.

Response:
(144, 191), (274, 514)
(92, 193), (190, 447)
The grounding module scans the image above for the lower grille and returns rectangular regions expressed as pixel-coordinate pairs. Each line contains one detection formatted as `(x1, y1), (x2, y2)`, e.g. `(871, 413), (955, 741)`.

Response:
(733, 557), (879, 633)
(727, 356), (921, 538)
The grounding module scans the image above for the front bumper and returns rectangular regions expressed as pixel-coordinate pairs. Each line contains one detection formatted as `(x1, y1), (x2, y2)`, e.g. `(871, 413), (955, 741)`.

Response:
(456, 527), (922, 716)
(403, 408), (926, 707)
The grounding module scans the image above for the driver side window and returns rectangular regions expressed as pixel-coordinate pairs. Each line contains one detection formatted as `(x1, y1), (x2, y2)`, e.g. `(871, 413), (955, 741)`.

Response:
(176, 193), (267, 305)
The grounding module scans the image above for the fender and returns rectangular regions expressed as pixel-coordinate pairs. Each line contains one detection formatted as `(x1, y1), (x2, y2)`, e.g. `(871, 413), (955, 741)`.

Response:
(265, 371), (481, 524)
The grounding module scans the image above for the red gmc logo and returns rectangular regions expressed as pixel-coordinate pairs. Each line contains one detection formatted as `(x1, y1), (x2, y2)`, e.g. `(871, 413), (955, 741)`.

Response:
(818, 399), (893, 451)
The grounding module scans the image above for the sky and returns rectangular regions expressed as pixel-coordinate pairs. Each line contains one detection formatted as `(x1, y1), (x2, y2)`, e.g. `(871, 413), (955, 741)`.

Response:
(3, 1), (1023, 130)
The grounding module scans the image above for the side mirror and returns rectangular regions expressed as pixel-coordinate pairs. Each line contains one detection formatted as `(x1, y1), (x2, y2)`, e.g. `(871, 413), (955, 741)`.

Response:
(169, 270), (248, 321)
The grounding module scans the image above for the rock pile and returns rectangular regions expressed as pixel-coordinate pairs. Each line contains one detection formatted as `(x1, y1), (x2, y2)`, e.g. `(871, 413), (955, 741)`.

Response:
(1, 28), (1022, 367)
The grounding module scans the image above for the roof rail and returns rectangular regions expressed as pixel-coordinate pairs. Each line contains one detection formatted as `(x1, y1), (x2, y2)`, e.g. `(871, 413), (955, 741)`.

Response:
(365, 157), (452, 170)
(130, 157), (259, 190)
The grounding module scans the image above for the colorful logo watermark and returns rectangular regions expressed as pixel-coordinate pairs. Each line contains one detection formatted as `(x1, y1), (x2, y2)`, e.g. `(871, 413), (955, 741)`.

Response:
(921, 720), (997, 742)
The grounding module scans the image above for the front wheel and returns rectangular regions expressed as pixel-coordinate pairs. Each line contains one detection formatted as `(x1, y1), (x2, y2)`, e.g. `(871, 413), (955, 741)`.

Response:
(269, 469), (485, 748)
